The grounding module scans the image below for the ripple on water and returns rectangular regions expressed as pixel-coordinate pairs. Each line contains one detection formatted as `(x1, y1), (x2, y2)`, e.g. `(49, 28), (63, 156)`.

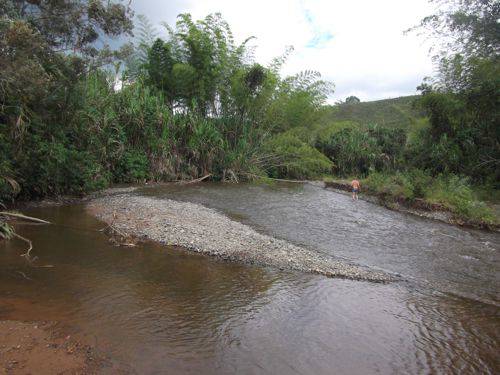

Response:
(0, 184), (498, 374)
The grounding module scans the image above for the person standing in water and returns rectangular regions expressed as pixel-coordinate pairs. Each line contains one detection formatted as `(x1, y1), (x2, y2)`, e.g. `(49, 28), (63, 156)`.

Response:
(351, 179), (360, 200)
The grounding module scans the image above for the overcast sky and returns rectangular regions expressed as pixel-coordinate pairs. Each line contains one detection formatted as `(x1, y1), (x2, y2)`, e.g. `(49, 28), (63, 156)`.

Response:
(130, 0), (437, 103)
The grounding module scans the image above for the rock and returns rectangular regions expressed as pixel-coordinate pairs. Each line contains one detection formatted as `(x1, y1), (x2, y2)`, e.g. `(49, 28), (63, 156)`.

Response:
(87, 194), (393, 282)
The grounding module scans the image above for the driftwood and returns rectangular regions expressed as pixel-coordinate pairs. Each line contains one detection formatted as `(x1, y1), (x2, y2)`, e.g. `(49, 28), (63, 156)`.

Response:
(0, 211), (51, 224)
(101, 220), (137, 247)
(12, 232), (33, 259)
(16, 271), (33, 281)
(245, 173), (308, 183)
(228, 170), (239, 183)
(2, 212), (54, 266)
(176, 174), (212, 185)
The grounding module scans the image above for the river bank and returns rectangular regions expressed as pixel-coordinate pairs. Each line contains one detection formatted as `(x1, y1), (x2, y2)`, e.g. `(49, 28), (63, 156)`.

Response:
(88, 193), (392, 282)
(324, 180), (499, 231)
(1, 183), (498, 374)
(4, 179), (498, 234)
(0, 320), (102, 374)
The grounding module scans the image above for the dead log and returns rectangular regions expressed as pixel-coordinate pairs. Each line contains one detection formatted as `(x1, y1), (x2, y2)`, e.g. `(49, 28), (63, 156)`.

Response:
(176, 174), (212, 185)
(245, 173), (307, 183)
(0, 211), (51, 224)
(16, 271), (33, 281)
(12, 232), (33, 259)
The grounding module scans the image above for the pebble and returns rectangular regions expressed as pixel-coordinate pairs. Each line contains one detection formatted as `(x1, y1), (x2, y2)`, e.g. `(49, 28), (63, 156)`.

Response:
(88, 194), (393, 282)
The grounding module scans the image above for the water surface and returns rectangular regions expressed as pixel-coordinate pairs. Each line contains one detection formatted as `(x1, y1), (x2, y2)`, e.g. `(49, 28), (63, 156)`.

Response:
(1, 183), (498, 374)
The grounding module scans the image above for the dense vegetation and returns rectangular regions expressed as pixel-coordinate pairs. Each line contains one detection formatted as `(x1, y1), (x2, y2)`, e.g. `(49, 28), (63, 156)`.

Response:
(0, 0), (498, 228)
(362, 172), (496, 225)
(300, 0), (498, 226)
(0, 2), (332, 204)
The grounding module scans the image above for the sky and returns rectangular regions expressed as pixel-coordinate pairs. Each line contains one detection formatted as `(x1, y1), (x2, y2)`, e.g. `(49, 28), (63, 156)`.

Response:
(130, 0), (437, 103)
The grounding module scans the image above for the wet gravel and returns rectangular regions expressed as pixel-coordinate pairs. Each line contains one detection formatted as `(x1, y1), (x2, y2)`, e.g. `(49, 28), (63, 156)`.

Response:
(88, 194), (393, 282)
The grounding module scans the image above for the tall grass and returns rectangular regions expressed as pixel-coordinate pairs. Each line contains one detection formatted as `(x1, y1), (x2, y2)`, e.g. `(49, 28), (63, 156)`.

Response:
(74, 75), (273, 184)
(315, 123), (406, 176)
(363, 171), (497, 226)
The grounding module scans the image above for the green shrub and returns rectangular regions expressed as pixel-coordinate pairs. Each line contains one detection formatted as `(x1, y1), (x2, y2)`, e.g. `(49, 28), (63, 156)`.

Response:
(115, 150), (150, 183)
(63, 149), (110, 193)
(363, 172), (414, 200)
(16, 139), (110, 197)
(405, 169), (432, 198)
(263, 133), (333, 179)
(285, 125), (320, 145)
(363, 171), (497, 225)
(315, 124), (406, 177)
(315, 121), (360, 143)
(426, 175), (496, 224)
(0, 221), (14, 239)
(0, 131), (18, 202)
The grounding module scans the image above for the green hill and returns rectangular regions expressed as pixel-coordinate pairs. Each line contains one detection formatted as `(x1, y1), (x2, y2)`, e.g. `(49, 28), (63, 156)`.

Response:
(323, 95), (426, 128)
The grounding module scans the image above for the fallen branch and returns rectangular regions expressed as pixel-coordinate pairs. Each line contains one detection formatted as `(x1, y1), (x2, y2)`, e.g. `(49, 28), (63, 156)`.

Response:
(176, 174), (212, 185)
(12, 232), (34, 259)
(102, 221), (137, 247)
(16, 271), (33, 281)
(106, 222), (128, 238)
(228, 170), (239, 183)
(244, 173), (308, 183)
(0, 211), (51, 224)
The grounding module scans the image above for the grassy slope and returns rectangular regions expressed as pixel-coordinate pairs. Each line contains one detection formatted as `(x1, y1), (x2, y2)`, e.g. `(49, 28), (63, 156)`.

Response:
(323, 95), (426, 128)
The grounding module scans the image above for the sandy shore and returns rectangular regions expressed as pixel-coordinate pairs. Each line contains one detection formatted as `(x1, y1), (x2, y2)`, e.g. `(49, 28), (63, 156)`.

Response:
(88, 193), (393, 282)
(0, 320), (102, 374)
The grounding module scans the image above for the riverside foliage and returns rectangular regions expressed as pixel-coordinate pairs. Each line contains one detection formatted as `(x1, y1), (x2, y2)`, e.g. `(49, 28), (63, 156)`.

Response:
(0, 5), (332, 201)
(0, 0), (498, 227)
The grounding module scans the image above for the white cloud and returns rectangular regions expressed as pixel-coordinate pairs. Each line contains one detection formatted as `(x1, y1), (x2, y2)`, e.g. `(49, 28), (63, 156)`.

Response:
(131, 0), (436, 102)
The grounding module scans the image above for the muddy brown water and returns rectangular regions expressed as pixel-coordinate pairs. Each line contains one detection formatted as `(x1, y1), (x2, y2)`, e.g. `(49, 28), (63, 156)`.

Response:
(1, 182), (499, 374)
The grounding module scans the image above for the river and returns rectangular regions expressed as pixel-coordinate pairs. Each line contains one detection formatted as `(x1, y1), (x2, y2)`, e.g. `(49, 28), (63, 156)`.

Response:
(1, 182), (499, 374)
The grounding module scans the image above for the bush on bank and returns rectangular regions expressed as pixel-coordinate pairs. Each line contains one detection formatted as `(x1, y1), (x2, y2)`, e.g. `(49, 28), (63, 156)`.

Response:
(0, 3), (497, 232)
(362, 171), (497, 226)
(0, 10), (333, 203)
(263, 132), (333, 180)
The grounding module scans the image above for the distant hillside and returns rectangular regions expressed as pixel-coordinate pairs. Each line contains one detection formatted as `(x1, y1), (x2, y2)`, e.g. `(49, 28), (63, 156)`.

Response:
(324, 95), (426, 128)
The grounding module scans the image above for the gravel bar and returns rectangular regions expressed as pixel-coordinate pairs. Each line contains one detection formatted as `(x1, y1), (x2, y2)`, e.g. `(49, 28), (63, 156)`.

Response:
(88, 194), (393, 282)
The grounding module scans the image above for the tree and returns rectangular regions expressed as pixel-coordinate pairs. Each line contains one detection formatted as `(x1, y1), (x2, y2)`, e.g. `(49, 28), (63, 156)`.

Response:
(0, 0), (134, 128)
(1, 0), (133, 57)
(410, 0), (500, 181)
(410, 0), (499, 60)
(345, 96), (360, 104)
(123, 14), (158, 80)
(0, 1), (134, 200)
(146, 38), (176, 103)
(410, 0), (499, 91)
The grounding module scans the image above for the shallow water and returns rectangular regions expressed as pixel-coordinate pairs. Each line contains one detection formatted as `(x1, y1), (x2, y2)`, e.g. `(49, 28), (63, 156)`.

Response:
(1, 183), (499, 374)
